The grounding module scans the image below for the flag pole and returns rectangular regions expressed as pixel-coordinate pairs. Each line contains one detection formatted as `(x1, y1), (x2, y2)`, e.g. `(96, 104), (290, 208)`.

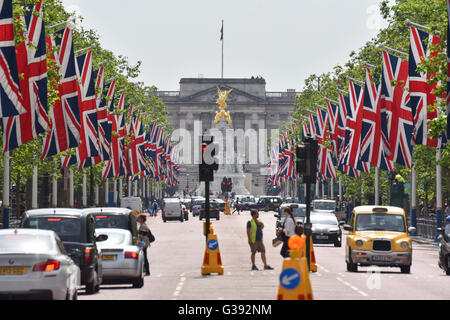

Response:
(221, 20), (224, 79)
(2, 152), (10, 229)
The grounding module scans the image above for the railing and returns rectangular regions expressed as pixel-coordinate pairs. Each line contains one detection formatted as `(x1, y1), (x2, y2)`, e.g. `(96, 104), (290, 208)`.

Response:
(266, 92), (296, 99)
(151, 91), (180, 97)
(415, 216), (446, 240)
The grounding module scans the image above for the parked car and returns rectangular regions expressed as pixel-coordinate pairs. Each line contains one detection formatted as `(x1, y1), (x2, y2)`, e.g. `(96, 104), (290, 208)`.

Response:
(95, 228), (145, 288)
(310, 212), (343, 247)
(275, 203), (306, 229)
(192, 198), (205, 217)
(21, 208), (106, 294)
(252, 196), (283, 212)
(83, 207), (139, 245)
(0, 229), (81, 300)
(437, 224), (450, 275)
(199, 201), (220, 221)
(344, 206), (416, 273)
(162, 198), (184, 222)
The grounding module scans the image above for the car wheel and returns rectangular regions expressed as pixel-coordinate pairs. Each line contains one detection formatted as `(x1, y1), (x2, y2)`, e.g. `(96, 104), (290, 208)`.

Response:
(334, 241), (342, 248)
(216, 215), (220, 221)
(400, 265), (411, 274)
(85, 272), (97, 295)
(347, 249), (358, 272)
(446, 268), (450, 276)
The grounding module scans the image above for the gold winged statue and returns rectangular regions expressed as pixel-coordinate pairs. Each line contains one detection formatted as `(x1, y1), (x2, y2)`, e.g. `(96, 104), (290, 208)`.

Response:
(214, 87), (233, 125)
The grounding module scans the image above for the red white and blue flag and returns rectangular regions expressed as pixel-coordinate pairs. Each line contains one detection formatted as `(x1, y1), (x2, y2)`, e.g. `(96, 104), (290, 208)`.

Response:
(380, 51), (414, 169)
(41, 26), (80, 158)
(2, 0), (49, 152)
(360, 68), (392, 171)
(0, 0), (26, 119)
(409, 26), (442, 148)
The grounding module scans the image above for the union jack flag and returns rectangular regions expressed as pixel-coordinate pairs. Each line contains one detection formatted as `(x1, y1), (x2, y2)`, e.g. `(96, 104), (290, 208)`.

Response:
(380, 51), (414, 169)
(316, 108), (336, 180)
(409, 26), (442, 148)
(3, 1), (49, 152)
(0, 0), (26, 119)
(97, 80), (116, 161)
(360, 68), (392, 171)
(102, 94), (126, 178)
(76, 51), (100, 164)
(340, 81), (370, 173)
(41, 26), (80, 158)
(127, 115), (146, 177)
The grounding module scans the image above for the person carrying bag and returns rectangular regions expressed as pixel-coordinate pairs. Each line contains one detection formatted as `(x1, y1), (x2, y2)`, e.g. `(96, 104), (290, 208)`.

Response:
(277, 207), (303, 258)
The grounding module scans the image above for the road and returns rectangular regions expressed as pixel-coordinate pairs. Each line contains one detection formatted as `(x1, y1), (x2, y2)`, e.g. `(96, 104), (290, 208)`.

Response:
(79, 210), (450, 300)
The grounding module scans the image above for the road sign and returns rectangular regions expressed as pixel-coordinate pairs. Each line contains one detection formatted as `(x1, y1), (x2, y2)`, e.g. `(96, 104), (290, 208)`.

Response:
(279, 268), (301, 290)
(207, 239), (218, 251)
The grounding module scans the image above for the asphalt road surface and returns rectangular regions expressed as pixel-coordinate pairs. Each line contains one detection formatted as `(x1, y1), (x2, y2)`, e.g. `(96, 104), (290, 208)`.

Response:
(79, 210), (450, 300)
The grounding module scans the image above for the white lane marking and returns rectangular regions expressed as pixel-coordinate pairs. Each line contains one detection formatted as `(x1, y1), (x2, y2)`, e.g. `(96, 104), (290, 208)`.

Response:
(317, 264), (330, 273)
(173, 273), (187, 298)
(336, 276), (369, 297)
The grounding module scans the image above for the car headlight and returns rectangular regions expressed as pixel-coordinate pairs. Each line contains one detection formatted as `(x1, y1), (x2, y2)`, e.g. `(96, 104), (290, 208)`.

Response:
(401, 241), (409, 249)
(355, 240), (363, 247)
(329, 228), (340, 232)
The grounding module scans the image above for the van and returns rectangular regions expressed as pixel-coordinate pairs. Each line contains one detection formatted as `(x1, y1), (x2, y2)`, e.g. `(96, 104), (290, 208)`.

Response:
(162, 198), (184, 223)
(120, 197), (143, 216)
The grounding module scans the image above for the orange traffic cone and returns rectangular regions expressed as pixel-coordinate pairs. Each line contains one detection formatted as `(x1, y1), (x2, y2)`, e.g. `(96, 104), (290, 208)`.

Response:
(201, 231), (224, 276)
(308, 236), (317, 273)
(277, 235), (313, 300)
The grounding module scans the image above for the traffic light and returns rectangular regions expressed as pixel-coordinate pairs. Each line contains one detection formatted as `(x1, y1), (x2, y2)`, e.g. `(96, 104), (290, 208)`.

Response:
(221, 177), (227, 193)
(199, 136), (219, 182)
(296, 137), (318, 184)
(227, 178), (232, 192)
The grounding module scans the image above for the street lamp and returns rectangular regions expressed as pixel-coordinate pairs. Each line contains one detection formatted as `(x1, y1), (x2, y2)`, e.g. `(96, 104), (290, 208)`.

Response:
(186, 174), (190, 193)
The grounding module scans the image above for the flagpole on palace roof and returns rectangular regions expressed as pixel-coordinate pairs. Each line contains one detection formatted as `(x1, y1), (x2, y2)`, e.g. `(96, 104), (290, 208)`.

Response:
(221, 20), (224, 79)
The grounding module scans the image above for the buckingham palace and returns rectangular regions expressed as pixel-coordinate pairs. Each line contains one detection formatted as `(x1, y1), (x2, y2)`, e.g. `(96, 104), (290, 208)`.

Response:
(151, 77), (295, 196)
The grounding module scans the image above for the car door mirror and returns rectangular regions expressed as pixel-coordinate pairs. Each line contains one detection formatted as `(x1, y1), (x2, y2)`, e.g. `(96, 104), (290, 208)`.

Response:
(408, 227), (417, 234)
(343, 224), (353, 232)
(339, 221), (345, 226)
(96, 234), (108, 242)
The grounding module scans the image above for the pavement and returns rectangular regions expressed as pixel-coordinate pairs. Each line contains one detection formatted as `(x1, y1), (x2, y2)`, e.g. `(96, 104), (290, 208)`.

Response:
(79, 209), (450, 300)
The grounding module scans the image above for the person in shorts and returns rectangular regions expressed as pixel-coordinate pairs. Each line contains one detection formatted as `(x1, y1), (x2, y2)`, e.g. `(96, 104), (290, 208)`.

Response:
(246, 209), (274, 271)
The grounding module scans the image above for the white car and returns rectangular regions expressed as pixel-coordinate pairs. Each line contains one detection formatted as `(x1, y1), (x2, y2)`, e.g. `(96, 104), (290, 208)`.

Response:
(0, 229), (80, 300)
(95, 229), (145, 288)
(162, 198), (184, 222)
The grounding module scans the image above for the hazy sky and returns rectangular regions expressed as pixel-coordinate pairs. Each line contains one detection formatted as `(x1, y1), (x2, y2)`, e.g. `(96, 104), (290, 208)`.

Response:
(61, 0), (387, 92)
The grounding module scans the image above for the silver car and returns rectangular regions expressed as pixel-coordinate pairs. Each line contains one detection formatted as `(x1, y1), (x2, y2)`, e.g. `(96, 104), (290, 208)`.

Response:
(95, 228), (145, 288)
(0, 229), (80, 300)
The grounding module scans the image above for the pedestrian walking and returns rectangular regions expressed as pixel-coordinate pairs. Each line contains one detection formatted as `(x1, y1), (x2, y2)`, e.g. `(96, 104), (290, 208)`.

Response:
(232, 198), (241, 215)
(152, 200), (158, 217)
(445, 203), (450, 218)
(278, 207), (299, 258)
(137, 215), (153, 276)
(246, 209), (273, 271)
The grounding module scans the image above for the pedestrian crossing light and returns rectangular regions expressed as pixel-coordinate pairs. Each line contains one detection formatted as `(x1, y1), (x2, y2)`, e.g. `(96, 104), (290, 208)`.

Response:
(199, 136), (219, 182)
(227, 178), (232, 192)
(221, 177), (227, 193)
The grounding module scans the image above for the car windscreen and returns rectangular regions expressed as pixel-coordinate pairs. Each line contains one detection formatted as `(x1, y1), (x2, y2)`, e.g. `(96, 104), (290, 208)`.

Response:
(241, 197), (255, 203)
(355, 213), (405, 232)
(314, 201), (336, 211)
(193, 200), (205, 206)
(292, 207), (306, 217)
(0, 234), (54, 253)
(93, 214), (128, 230)
(25, 217), (82, 242)
(311, 215), (338, 226)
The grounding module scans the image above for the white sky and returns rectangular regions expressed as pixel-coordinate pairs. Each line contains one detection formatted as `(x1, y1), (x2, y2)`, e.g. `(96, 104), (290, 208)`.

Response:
(61, 0), (387, 92)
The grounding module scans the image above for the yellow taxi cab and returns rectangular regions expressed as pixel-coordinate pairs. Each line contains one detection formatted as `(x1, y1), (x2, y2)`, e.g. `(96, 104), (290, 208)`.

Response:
(343, 206), (416, 274)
